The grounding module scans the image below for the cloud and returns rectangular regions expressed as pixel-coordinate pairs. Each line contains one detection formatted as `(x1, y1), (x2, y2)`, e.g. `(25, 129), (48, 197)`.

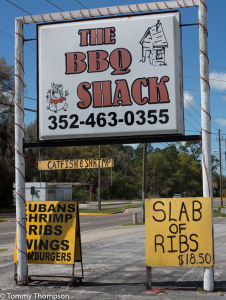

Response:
(215, 118), (226, 127)
(209, 71), (226, 91)
(183, 91), (198, 109)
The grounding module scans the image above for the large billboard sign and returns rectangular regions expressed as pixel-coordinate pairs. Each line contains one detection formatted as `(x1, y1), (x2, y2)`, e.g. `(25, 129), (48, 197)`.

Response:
(37, 12), (183, 141)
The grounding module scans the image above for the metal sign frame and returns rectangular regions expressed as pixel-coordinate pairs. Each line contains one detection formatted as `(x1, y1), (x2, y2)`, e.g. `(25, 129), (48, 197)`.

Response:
(15, 0), (213, 291)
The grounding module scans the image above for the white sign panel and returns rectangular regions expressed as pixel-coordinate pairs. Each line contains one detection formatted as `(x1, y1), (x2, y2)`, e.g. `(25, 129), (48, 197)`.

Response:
(38, 12), (184, 141)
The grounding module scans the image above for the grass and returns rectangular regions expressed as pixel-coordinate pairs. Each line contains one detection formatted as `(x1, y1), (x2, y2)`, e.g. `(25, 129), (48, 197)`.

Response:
(195, 286), (204, 292)
(100, 202), (131, 206)
(215, 288), (224, 292)
(214, 209), (226, 217)
(0, 249), (8, 252)
(80, 204), (142, 214)
(0, 208), (15, 213)
(122, 222), (145, 226)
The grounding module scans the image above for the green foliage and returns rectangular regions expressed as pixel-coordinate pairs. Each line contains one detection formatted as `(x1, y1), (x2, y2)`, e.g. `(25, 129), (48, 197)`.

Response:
(122, 223), (145, 226)
(144, 144), (203, 198)
(211, 154), (219, 173)
(0, 57), (15, 208)
(0, 56), (14, 92)
(0, 57), (218, 207)
(214, 209), (226, 217)
(24, 121), (140, 200)
(80, 204), (142, 213)
(178, 141), (201, 162)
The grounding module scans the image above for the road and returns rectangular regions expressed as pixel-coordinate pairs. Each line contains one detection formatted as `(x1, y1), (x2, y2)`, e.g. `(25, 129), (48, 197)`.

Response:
(0, 208), (142, 248)
(0, 196), (223, 248)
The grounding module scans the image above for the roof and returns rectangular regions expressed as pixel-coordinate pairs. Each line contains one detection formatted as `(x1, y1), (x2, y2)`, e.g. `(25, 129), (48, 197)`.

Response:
(140, 20), (168, 48)
(47, 182), (89, 186)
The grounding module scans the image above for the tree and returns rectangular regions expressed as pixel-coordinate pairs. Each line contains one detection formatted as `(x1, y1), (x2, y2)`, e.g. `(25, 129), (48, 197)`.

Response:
(178, 152), (202, 196)
(211, 154), (219, 174)
(138, 143), (203, 198)
(0, 57), (15, 208)
(133, 143), (153, 167)
(179, 141), (201, 163)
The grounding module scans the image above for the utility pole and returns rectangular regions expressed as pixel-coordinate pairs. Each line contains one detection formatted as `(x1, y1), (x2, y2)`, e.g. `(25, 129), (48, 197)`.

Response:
(98, 145), (101, 211)
(111, 145), (114, 186)
(218, 129), (223, 206)
(142, 143), (147, 223)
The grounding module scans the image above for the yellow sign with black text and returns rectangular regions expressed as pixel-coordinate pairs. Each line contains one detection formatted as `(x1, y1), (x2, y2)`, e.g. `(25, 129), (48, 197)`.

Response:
(14, 201), (82, 265)
(38, 158), (114, 170)
(145, 197), (213, 267)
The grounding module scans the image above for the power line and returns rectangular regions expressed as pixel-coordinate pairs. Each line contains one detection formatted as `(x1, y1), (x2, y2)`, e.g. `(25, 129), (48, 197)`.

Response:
(185, 117), (200, 132)
(184, 62), (226, 70)
(160, 143), (169, 148)
(0, 102), (36, 112)
(185, 89), (226, 96)
(3, 35), (224, 82)
(75, 0), (88, 9)
(185, 131), (215, 144)
(184, 97), (223, 132)
(24, 96), (37, 101)
(184, 97), (200, 116)
(1, 88), (37, 101)
(184, 75), (226, 84)
(46, 0), (64, 12)
(185, 130), (200, 133)
(0, 30), (36, 51)
(6, 0), (31, 15)
(184, 108), (201, 126)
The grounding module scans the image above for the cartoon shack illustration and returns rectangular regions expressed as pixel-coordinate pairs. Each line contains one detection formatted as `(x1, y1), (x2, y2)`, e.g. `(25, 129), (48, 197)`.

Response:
(140, 20), (168, 66)
(46, 83), (69, 113)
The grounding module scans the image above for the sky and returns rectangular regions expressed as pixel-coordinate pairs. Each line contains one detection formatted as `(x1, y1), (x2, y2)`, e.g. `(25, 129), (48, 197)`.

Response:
(1, 0), (226, 172)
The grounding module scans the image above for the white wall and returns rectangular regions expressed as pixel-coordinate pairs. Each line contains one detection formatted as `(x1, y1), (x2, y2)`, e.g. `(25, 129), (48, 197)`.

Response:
(13, 182), (72, 202)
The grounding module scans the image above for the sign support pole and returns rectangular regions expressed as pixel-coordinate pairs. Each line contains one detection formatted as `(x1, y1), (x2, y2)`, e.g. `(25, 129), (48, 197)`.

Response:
(199, 0), (214, 292)
(89, 184), (93, 211)
(15, 18), (27, 285)
(90, 189), (91, 211)
(142, 143), (147, 223)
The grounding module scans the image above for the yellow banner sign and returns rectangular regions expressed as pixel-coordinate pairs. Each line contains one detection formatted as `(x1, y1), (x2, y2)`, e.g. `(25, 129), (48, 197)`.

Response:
(15, 201), (79, 264)
(145, 197), (213, 267)
(38, 158), (114, 170)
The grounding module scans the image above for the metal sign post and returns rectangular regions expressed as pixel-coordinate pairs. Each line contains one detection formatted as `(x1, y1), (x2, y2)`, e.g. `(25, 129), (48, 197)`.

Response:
(89, 184), (94, 211)
(15, 18), (27, 285)
(198, 0), (214, 291)
(31, 186), (35, 202)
